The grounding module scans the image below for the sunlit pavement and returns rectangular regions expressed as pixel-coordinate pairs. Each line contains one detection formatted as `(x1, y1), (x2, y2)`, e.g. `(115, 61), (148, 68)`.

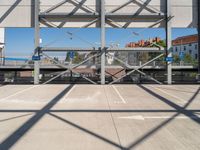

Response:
(0, 84), (200, 150)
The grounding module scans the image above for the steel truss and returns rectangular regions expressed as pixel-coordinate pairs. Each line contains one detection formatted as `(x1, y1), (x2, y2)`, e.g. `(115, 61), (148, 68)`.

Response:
(33, 0), (199, 85)
(41, 52), (99, 84)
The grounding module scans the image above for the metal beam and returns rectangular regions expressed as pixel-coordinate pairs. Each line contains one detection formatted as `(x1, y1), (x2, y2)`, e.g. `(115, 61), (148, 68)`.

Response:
(166, 0), (172, 84)
(41, 47), (165, 52)
(108, 47), (165, 52)
(106, 13), (165, 19)
(101, 0), (106, 84)
(39, 13), (164, 20)
(41, 47), (99, 52)
(39, 13), (99, 19)
(34, 0), (40, 85)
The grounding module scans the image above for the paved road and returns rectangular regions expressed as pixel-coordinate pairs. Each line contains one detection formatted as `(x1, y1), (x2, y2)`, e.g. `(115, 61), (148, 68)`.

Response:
(0, 84), (199, 150)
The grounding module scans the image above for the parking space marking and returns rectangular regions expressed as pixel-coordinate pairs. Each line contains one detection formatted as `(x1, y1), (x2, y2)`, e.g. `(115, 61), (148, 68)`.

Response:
(147, 85), (186, 103)
(0, 84), (69, 101)
(112, 85), (126, 104)
(0, 85), (37, 101)
(118, 115), (200, 120)
(63, 84), (76, 99)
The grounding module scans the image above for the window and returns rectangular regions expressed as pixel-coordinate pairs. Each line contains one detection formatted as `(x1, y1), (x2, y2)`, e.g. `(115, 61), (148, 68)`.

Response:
(189, 50), (192, 55)
(195, 54), (198, 59)
(195, 44), (198, 50)
(184, 46), (186, 51)
(189, 43), (192, 46)
(175, 47), (178, 52)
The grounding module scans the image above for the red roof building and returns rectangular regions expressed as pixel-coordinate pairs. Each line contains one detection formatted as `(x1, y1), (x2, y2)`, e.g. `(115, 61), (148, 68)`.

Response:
(172, 34), (198, 46)
(126, 37), (161, 48)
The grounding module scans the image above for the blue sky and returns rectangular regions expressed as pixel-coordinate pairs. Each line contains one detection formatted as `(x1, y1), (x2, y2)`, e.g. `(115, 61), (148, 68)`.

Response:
(5, 28), (198, 57)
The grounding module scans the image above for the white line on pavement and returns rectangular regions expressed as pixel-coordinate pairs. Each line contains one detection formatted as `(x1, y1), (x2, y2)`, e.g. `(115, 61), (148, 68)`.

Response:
(63, 84), (76, 99)
(147, 85), (186, 103)
(0, 84), (68, 101)
(118, 115), (200, 120)
(0, 85), (39, 101)
(112, 85), (126, 104)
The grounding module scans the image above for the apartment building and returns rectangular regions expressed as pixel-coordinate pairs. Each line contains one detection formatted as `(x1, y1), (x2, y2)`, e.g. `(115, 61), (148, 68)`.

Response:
(172, 34), (198, 59)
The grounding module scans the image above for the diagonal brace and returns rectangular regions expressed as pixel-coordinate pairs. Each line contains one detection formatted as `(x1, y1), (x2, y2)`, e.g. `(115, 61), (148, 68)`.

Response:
(42, 52), (99, 84)
(107, 53), (162, 84)
(109, 53), (164, 84)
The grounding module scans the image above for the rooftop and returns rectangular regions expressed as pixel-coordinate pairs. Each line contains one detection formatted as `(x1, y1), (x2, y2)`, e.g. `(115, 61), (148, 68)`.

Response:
(0, 84), (200, 150)
(172, 34), (198, 46)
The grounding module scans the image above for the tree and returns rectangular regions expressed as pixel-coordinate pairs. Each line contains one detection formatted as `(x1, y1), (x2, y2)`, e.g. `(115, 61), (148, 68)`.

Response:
(73, 52), (82, 64)
(156, 40), (166, 48)
(183, 53), (198, 66)
(66, 51), (84, 64)
(173, 54), (180, 63)
(149, 40), (166, 61)
(65, 52), (70, 62)
(183, 53), (193, 63)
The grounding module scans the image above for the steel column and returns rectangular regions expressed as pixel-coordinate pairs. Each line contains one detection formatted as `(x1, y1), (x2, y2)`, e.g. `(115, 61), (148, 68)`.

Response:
(101, 0), (106, 84)
(166, 0), (172, 84)
(34, 0), (40, 85)
(198, 0), (200, 80)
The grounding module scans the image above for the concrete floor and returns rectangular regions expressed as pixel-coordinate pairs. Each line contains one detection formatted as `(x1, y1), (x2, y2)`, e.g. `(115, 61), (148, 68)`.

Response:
(0, 84), (199, 150)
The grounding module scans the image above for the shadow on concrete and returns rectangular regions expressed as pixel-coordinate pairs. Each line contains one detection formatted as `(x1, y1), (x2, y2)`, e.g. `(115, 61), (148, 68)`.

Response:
(0, 109), (200, 113)
(48, 112), (126, 150)
(0, 0), (22, 23)
(0, 84), (74, 150)
(58, 0), (88, 28)
(0, 84), (7, 88)
(125, 85), (200, 150)
(138, 85), (200, 124)
(0, 84), (200, 150)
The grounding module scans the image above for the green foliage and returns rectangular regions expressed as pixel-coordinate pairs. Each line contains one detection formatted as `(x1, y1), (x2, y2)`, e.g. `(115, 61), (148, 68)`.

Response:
(179, 53), (198, 66)
(183, 53), (193, 63)
(72, 52), (82, 64)
(148, 40), (166, 62)
(65, 52), (70, 61)
(113, 59), (121, 65)
(173, 54), (180, 63)
(65, 52), (83, 64)
(156, 40), (166, 47)
(148, 52), (165, 61)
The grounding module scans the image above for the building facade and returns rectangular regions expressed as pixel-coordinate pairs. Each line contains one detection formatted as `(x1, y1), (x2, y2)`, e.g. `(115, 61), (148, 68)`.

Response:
(125, 37), (162, 65)
(172, 34), (198, 60)
(0, 28), (5, 65)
